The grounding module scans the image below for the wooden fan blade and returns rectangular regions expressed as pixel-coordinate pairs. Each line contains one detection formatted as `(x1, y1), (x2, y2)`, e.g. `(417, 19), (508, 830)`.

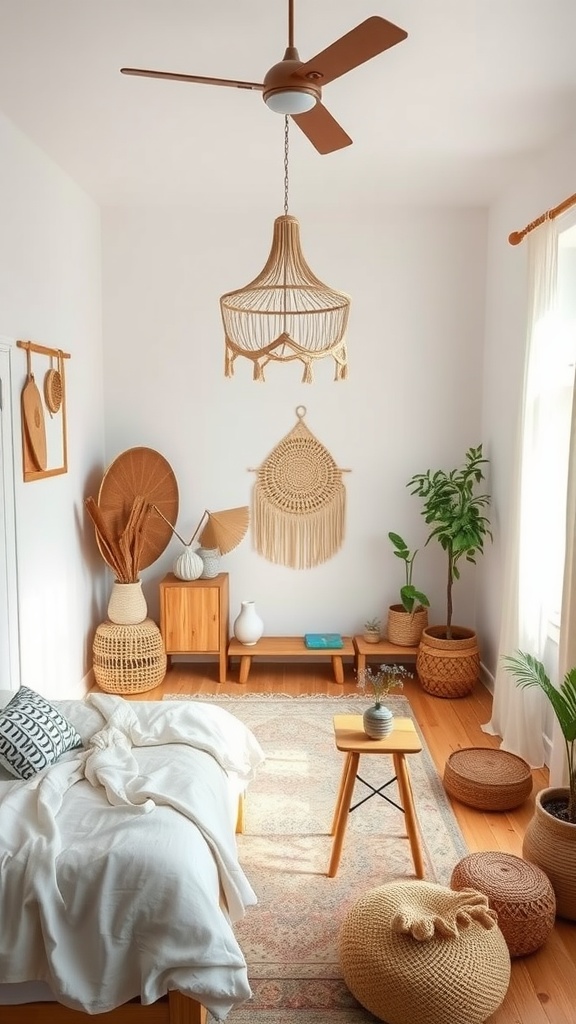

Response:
(293, 17), (407, 87)
(292, 103), (352, 155)
(120, 68), (263, 91)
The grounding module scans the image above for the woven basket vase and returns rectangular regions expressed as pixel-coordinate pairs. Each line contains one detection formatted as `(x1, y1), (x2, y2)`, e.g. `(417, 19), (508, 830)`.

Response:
(416, 625), (480, 698)
(451, 852), (556, 957)
(522, 787), (576, 921)
(387, 605), (428, 646)
(339, 881), (510, 1024)
(443, 747), (533, 812)
(107, 580), (147, 625)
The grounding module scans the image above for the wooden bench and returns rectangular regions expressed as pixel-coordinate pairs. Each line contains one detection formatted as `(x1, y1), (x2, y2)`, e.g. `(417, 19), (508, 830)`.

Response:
(353, 635), (419, 674)
(228, 635), (354, 684)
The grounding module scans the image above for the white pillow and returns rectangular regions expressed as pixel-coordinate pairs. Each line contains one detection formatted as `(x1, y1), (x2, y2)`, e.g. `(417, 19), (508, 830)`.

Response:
(0, 686), (83, 780)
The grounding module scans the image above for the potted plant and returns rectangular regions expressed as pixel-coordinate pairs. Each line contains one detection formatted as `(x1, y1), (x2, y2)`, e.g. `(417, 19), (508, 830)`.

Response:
(407, 444), (492, 697)
(504, 650), (576, 920)
(363, 618), (382, 644)
(357, 663), (412, 738)
(387, 532), (430, 646)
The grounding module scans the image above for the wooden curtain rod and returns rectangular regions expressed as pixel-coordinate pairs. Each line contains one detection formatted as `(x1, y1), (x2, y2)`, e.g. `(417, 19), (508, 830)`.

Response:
(17, 339), (71, 359)
(508, 190), (576, 246)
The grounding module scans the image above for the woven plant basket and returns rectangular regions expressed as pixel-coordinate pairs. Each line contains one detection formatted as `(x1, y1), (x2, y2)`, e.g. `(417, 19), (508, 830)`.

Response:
(387, 605), (428, 646)
(522, 787), (576, 921)
(93, 619), (166, 694)
(443, 747), (533, 811)
(339, 881), (510, 1024)
(451, 851), (556, 957)
(416, 625), (480, 697)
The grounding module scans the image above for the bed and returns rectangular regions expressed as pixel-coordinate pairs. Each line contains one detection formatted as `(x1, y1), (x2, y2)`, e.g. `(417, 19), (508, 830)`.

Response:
(0, 690), (265, 1022)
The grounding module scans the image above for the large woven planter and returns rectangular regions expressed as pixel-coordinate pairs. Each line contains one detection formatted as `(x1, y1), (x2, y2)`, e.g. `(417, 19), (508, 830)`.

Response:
(522, 787), (576, 921)
(387, 605), (428, 647)
(416, 625), (480, 698)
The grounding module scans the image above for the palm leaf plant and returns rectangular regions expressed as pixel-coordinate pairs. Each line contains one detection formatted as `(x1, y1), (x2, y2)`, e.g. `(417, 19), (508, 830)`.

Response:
(407, 445), (491, 638)
(504, 650), (576, 823)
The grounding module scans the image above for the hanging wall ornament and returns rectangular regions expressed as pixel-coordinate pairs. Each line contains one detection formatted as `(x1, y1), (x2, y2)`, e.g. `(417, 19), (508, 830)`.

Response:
(252, 406), (348, 569)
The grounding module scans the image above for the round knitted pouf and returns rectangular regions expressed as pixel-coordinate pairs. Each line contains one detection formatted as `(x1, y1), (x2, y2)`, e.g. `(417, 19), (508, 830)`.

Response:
(92, 618), (166, 694)
(443, 747), (532, 811)
(451, 851), (556, 957)
(339, 881), (510, 1024)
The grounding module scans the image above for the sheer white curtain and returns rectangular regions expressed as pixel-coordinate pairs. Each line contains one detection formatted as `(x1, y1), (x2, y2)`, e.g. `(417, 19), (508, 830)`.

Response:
(483, 219), (559, 765)
(550, 385), (576, 785)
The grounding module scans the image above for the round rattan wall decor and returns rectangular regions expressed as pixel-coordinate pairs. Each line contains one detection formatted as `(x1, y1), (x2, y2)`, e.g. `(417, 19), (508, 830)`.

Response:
(44, 355), (63, 415)
(98, 447), (179, 570)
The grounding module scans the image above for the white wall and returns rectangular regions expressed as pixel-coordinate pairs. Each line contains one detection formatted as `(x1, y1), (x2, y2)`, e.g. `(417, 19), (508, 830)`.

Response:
(478, 125), (576, 679)
(0, 112), (105, 697)
(102, 201), (487, 636)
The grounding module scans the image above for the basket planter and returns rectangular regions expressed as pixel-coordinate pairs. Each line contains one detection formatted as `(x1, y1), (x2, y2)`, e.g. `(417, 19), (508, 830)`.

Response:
(387, 605), (428, 647)
(522, 787), (576, 921)
(416, 625), (480, 698)
(363, 630), (381, 644)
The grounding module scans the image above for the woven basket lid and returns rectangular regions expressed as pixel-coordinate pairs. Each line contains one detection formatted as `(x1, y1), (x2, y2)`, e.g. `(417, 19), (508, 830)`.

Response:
(447, 747), (531, 785)
(98, 447), (179, 570)
(21, 374), (47, 470)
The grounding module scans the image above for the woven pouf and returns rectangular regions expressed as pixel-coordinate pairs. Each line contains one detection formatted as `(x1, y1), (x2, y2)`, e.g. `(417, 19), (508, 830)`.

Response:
(93, 619), (167, 694)
(339, 881), (510, 1024)
(450, 851), (555, 957)
(443, 747), (532, 811)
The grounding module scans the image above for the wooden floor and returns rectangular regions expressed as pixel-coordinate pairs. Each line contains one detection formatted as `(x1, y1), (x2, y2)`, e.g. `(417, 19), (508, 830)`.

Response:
(104, 659), (576, 1024)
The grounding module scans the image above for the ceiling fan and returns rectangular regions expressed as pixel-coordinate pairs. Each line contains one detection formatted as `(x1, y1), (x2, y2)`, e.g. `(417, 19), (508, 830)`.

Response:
(120, 0), (407, 155)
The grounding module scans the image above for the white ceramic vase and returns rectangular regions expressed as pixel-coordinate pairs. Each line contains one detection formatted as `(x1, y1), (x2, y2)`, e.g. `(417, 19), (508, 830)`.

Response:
(198, 546), (221, 579)
(173, 545), (204, 581)
(234, 600), (264, 646)
(108, 580), (147, 625)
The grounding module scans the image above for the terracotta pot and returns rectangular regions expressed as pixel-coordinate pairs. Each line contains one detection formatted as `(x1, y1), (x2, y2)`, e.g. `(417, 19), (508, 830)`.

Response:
(387, 604), (428, 647)
(522, 787), (576, 921)
(416, 625), (480, 698)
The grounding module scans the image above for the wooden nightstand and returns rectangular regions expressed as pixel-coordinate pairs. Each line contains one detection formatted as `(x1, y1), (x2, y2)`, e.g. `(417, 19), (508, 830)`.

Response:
(159, 573), (229, 683)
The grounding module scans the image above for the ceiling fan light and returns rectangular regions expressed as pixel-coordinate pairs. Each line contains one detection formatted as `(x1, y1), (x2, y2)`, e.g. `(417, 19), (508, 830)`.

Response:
(265, 90), (316, 115)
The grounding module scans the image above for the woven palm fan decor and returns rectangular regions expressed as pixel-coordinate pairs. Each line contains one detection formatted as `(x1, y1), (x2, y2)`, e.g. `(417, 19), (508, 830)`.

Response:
(252, 406), (348, 569)
(151, 504), (249, 553)
(220, 117), (350, 384)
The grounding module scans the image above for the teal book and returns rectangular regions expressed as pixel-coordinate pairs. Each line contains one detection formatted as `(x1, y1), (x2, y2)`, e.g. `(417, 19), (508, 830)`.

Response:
(304, 633), (344, 649)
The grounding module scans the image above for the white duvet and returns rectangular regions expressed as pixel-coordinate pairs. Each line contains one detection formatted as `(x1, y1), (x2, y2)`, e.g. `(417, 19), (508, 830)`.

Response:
(0, 694), (265, 1019)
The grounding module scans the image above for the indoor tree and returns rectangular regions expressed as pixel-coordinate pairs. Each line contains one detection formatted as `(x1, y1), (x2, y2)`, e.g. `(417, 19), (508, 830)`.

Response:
(407, 445), (491, 638)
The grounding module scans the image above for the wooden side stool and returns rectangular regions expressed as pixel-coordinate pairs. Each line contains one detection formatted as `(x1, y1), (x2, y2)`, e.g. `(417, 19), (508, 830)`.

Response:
(328, 714), (424, 879)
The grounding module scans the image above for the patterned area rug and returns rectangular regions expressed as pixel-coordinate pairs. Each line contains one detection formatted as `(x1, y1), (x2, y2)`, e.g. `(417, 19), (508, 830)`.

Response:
(163, 695), (467, 1022)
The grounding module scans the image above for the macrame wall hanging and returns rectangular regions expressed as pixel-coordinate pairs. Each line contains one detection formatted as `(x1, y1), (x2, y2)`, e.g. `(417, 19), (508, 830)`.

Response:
(251, 406), (349, 569)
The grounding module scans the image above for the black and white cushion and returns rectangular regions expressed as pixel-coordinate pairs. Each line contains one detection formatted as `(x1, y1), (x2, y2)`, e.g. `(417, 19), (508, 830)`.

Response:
(0, 686), (83, 780)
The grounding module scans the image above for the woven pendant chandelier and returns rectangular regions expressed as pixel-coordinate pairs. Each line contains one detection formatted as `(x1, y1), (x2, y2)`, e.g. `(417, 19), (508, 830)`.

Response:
(221, 118), (351, 384)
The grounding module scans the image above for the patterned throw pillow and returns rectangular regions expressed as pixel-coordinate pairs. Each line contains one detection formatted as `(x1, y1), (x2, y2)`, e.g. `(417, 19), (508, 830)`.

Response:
(0, 686), (83, 780)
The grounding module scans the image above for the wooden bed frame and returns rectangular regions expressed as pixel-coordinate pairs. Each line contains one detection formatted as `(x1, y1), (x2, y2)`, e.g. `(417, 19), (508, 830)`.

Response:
(4, 796), (246, 1024)
(7, 990), (206, 1023)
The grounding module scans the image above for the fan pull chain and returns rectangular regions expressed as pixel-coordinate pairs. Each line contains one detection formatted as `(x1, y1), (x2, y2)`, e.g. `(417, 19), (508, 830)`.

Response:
(284, 115), (290, 216)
